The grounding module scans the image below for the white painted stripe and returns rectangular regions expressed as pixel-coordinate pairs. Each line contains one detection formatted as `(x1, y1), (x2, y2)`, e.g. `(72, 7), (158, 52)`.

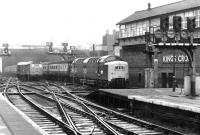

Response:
(153, 43), (200, 46)
(193, 43), (198, 46)
(128, 95), (200, 114)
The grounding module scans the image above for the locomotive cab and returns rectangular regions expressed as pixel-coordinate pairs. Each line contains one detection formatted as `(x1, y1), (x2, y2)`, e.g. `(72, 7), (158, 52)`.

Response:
(105, 61), (129, 88)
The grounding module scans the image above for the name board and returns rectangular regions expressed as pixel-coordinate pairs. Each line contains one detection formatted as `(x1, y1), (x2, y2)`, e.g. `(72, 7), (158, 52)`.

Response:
(162, 55), (189, 63)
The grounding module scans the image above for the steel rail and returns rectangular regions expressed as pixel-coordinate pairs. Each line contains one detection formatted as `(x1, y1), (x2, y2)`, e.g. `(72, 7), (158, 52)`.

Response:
(49, 83), (121, 135)
(19, 82), (186, 135)
(48, 83), (186, 135)
(12, 84), (78, 135)
(77, 95), (187, 135)
(19, 84), (118, 135)
(45, 86), (83, 135)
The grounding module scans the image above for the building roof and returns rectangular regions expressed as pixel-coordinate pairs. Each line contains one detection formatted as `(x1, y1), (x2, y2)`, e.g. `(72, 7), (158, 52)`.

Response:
(17, 61), (32, 66)
(117, 0), (200, 25)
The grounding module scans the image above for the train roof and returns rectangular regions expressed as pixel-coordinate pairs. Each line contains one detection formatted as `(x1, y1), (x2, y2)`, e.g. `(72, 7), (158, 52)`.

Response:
(99, 55), (122, 63)
(83, 57), (98, 64)
(47, 60), (73, 65)
(17, 61), (33, 66)
(72, 58), (85, 64)
(105, 60), (128, 65)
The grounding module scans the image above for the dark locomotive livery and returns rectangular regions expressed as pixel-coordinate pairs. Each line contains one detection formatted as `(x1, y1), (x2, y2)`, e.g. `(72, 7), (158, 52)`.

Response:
(71, 55), (129, 88)
(11, 55), (129, 88)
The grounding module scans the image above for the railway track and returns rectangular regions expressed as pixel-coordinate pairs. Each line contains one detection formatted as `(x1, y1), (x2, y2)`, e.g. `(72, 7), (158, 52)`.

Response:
(55, 83), (187, 135)
(6, 81), (120, 135)
(4, 83), (77, 135)
(19, 85), (120, 134)
(21, 82), (186, 135)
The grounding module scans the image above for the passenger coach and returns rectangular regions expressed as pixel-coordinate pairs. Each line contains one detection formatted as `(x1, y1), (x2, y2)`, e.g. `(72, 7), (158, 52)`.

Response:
(43, 60), (72, 82)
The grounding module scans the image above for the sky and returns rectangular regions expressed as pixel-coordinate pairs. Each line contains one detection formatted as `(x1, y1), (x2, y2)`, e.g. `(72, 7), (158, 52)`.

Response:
(0, 0), (181, 49)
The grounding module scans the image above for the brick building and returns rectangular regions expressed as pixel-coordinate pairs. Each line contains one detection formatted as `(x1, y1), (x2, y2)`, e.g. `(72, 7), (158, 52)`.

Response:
(102, 30), (118, 55)
(117, 0), (200, 88)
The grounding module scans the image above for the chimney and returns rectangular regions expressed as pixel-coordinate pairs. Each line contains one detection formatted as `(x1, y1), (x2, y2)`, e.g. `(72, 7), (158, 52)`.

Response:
(148, 3), (151, 10)
(106, 30), (109, 35)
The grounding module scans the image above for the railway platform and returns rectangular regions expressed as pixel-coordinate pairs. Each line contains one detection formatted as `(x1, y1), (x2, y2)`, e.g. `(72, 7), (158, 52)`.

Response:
(0, 94), (45, 135)
(98, 88), (200, 113)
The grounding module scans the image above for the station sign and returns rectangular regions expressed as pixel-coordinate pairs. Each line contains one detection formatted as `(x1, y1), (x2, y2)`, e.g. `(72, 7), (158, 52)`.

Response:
(162, 54), (189, 63)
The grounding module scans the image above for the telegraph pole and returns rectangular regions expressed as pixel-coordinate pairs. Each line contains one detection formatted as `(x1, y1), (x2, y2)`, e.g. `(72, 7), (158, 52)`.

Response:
(46, 42), (75, 61)
(190, 32), (196, 96)
(172, 16), (182, 92)
(1, 44), (11, 75)
(187, 17), (196, 96)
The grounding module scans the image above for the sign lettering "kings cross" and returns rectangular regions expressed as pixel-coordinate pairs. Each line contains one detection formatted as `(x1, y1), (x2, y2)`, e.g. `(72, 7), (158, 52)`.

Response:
(162, 55), (189, 63)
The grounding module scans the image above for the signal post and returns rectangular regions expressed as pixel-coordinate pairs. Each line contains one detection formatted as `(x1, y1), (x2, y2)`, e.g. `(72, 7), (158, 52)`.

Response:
(0, 44), (11, 75)
(46, 42), (75, 61)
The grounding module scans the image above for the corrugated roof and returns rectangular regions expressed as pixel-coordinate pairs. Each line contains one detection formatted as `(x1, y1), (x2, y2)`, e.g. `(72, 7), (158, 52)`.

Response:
(117, 0), (200, 25)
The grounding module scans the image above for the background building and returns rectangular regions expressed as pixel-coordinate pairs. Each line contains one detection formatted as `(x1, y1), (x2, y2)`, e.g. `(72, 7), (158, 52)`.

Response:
(102, 30), (118, 55)
(89, 30), (118, 57)
(117, 0), (200, 88)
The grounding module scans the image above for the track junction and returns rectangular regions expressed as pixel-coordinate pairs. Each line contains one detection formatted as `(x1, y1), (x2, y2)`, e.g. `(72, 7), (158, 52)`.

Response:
(0, 77), (187, 135)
